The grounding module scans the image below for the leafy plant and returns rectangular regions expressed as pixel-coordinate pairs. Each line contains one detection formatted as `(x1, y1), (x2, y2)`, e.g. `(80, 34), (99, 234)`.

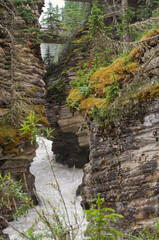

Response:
(78, 85), (94, 98)
(136, 0), (159, 20)
(13, 0), (37, 23)
(0, 173), (33, 219)
(20, 112), (54, 144)
(83, 193), (123, 240)
(66, 96), (81, 111)
(92, 53), (101, 71)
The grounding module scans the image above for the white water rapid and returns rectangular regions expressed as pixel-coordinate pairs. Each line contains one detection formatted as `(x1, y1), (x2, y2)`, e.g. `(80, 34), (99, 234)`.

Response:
(3, 138), (86, 239)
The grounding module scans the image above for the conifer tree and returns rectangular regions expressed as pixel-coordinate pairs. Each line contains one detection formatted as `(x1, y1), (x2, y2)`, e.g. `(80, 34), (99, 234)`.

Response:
(43, 45), (55, 65)
(42, 1), (62, 35)
(61, 2), (90, 31)
(88, 0), (105, 37)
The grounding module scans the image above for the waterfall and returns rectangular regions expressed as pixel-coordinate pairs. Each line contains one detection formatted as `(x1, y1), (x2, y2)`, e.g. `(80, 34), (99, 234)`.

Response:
(3, 137), (86, 239)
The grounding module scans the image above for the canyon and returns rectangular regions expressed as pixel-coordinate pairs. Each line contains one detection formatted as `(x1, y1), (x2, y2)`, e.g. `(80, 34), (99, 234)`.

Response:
(0, 0), (159, 238)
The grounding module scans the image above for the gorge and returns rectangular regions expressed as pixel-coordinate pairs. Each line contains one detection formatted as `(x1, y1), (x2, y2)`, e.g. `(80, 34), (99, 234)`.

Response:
(0, 0), (159, 239)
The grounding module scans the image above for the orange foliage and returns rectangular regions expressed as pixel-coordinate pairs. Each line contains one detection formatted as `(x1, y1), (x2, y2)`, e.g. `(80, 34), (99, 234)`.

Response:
(80, 97), (106, 113)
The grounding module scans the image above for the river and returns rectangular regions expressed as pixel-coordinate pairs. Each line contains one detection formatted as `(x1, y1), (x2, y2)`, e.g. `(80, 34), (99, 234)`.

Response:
(3, 137), (86, 239)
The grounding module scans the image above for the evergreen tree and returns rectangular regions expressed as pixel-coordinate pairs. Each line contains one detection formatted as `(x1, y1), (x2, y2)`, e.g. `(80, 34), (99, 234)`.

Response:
(43, 45), (55, 65)
(61, 2), (91, 31)
(42, 1), (62, 34)
(88, 0), (105, 37)
(136, 0), (159, 20)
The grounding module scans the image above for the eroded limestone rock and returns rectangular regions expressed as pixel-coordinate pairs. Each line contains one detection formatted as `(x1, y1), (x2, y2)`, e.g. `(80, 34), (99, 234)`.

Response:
(81, 101), (159, 232)
(0, 0), (45, 237)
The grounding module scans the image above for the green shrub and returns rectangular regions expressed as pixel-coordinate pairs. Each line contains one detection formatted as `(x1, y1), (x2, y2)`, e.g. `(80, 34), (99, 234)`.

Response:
(0, 173), (33, 219)
(105, 80), (119, 103)
(83, 193), (123, 240)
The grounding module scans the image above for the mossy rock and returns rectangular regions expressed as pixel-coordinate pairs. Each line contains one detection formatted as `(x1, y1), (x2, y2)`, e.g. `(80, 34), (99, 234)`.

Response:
(0, 124), (21, 154)
(90, 58), (140, 97)
(80, 97), (106, 114)
(67, 28), (159, 125)
(135, 84), (159, 101)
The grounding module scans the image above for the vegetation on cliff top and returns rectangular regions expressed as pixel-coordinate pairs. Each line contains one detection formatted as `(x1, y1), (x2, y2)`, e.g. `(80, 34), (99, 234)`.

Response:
(67, 23), (159, 126)
(65, 0), (159, 128)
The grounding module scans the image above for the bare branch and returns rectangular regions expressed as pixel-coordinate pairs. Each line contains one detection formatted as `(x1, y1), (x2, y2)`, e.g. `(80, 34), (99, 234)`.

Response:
(0, 216), (28, 238)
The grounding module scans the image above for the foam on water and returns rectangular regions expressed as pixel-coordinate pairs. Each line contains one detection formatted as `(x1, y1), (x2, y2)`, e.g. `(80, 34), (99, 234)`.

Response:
(3, 137), (86, 239)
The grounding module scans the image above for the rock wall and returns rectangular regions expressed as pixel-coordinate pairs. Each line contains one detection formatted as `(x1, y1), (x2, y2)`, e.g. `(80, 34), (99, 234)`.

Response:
(0, 0), (45, 237)
(46, 27), (159, 232)
(47, 102), (89, 168)
(82, 101), (159, 229)
(81, 37), (159, 232)
(46, 30), (90, 168)
(0, 1), (45, 112)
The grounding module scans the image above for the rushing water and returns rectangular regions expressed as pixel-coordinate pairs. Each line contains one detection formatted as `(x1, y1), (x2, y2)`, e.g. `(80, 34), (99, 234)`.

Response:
(3, 138), (86, 239)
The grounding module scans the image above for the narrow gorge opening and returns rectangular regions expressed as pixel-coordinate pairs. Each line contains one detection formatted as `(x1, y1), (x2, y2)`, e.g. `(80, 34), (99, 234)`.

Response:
(40, 0), (90, 168)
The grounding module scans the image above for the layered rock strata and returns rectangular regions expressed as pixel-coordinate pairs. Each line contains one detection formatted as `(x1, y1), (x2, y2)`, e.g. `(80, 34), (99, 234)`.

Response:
(47, 102), (89, 168)
(0, 0), (45, 237)
(81, 37), (159, 231)
(46, 30), (90, 168)
(82, 102), (159, 229)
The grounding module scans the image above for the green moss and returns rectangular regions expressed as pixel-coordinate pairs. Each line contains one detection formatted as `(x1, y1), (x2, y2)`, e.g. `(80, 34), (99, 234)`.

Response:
(51, 79), (65, 92)
(67, 28), (159, 127)
(73, 47), (83, 54)
(67, 66), (80, 74)
(67, 89), (84, 112)
(61, 71), (68, 77)
(64, 53), (75, 65)
(26, 86), (38, 95)
(0, 124), (20, 154)
(80, 97), (106, 114)
(49, 94), (62, 104)
(68, 52), (140, 112)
